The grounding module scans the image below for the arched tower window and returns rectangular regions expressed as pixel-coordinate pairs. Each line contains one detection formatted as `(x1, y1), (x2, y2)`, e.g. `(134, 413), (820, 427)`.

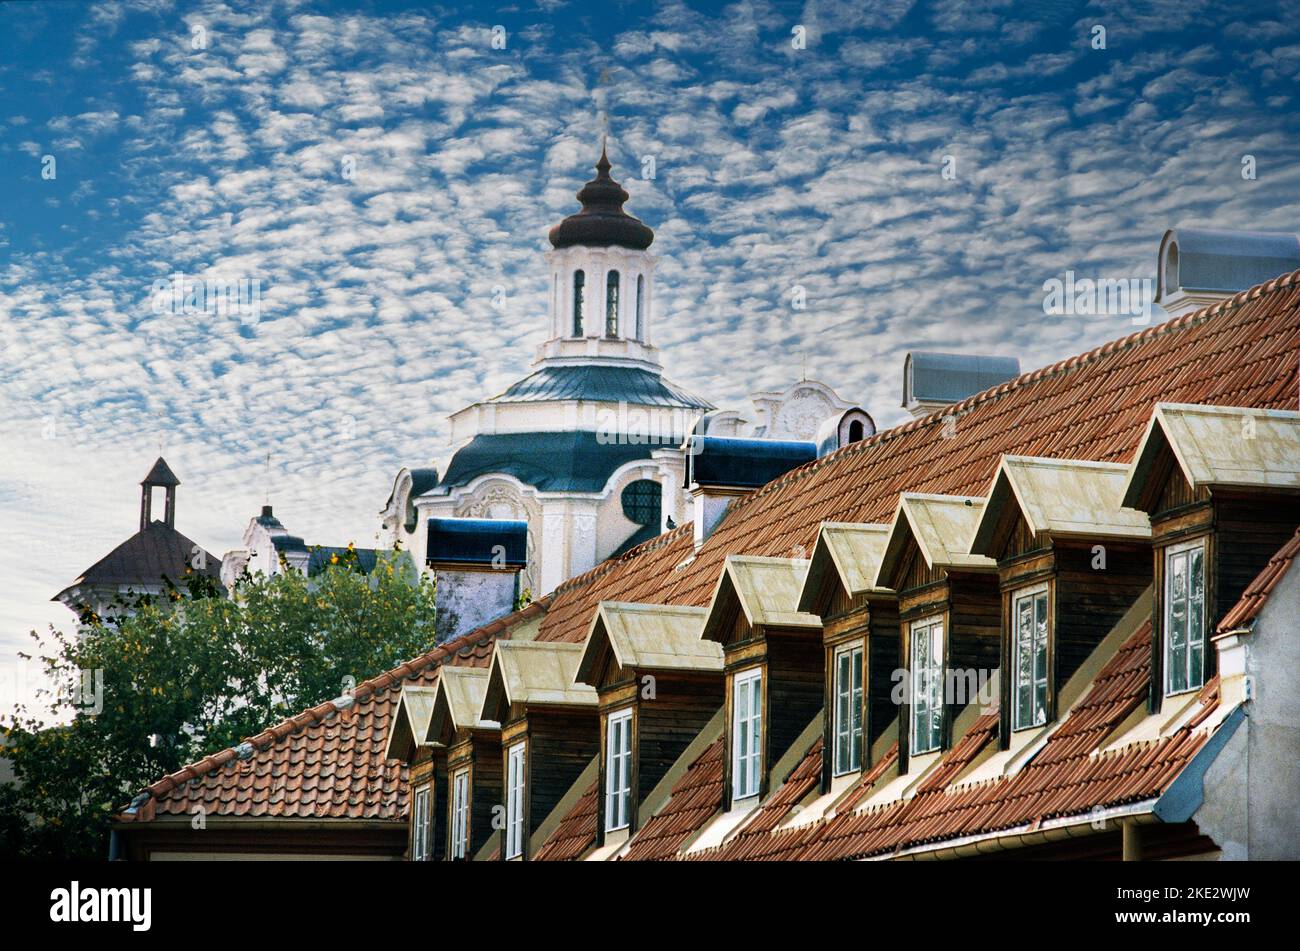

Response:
(573, 269), (585, 336)
(605, 271), (620, 337)
(635, 274), (644, 340)
(848, 419), (865, 443)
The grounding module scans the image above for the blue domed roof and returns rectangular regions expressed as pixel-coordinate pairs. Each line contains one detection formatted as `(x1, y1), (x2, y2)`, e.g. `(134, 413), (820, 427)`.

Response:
(433, 430), (676, 494)
(490, 364), (712, 410)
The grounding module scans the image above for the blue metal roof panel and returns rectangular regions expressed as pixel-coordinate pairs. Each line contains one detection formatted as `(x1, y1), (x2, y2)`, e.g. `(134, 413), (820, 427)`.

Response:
(427, 518), (527, 566)
(1161, 228), (1300, 297)
(490, 364), (712, 409)
(686, 437), (818, 489)
(904, 352), (1022, 405)
(438, 430), (670, 493)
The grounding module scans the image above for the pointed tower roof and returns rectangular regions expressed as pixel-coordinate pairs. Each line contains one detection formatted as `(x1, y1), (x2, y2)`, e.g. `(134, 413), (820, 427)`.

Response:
(548, 145), (654, 251)
(141, 457), (180, 487)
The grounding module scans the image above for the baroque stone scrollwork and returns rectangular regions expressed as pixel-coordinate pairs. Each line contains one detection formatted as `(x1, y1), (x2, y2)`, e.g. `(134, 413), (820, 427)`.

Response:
(457, 481), (540, 596)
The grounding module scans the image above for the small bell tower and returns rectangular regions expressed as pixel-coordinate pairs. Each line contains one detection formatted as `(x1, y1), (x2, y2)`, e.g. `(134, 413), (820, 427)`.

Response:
(140, 457), (181, 530)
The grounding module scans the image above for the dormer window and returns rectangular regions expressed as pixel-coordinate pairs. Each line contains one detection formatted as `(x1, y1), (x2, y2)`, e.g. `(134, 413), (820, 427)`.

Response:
(605, 708), (633, 832)
(1011, 584), (1049, 730)
(605, 270), (620, 337)
(909, 617), (944, 756)
(832, 643), (863, 775)
(505, 741), (526, 859)
(411, 785), (432, 861)
(1164, 540), (1206, 695)
(732, 668), (763, 800)
(450, 768), (470, 860)
(572, 270), (585, 335)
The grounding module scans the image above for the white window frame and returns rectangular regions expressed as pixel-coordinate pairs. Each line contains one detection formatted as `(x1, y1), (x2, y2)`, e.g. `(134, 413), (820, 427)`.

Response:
(605, 708), (633, 832)
(450, 768), (470, 860)
(832, 642), (864, 776)
(505, 742), (526, 859)
(732, 667), (763, 801)
(1011, 583), (1050, 731)
(909, 616), (945, 756)
(411, 784), (431, 861)
(1164, 538), (1208, 697)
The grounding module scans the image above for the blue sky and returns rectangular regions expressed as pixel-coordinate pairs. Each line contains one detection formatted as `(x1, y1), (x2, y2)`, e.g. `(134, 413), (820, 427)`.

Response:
(2, 0), (1298, 717)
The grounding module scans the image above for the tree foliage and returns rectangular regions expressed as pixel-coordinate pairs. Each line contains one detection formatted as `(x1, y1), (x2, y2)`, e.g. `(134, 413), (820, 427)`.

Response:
(0, 548), (437, 859)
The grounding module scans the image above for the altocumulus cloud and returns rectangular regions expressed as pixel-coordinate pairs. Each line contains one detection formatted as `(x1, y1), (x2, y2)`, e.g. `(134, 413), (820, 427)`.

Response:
(0, 0), (1298, 716)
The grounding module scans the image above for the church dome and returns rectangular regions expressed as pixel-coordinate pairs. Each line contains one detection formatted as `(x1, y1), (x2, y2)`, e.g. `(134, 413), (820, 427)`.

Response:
(548, 147), (654, 251)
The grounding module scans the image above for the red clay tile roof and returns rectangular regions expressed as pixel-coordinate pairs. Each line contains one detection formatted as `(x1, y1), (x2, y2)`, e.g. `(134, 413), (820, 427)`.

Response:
(119, 598), (551, 824)
(579, 271), (1297, 860)
(532, 778), (598, 861)
(1217, 525), (1300, 634)
(686, 738), (824, 861)
(537, 270), (1300, 648)
(621, 734), (724, 861)
(666, 618), (1222, 861)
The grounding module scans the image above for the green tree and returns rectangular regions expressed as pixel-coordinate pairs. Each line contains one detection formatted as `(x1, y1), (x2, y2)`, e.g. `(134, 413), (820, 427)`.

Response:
(0, 548), (437, 859)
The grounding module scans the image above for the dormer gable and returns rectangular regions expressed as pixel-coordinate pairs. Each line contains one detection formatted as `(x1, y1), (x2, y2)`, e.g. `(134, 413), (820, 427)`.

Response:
(1122, 403), (1300, 513)
(875, 494), (998, 774)
(797, 523), (901, 789)
(575, 602), (723, 847)
(481, 641), (598, 723)
(971, 457), (1153, 747)
(700, 555), (820, 646)
(1122, 403), (1300, 712)
(480, 641), (598, 860)
(577, 601), (720, 688)
(385, 685), (439, 764)
(699, 555), (823, 808)
(426, 666), (498, 746)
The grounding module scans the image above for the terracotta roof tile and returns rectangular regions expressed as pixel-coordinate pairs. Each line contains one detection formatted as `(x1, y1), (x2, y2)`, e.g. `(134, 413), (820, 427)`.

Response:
(606, 270), (1297, 859)
(532, 779), (598, 861)
(621, 735), (724, 861)
(669, 618), (1220, 861)
(1217, 526), (1300, 634)
(539, 269), (1300, 648)
(120, 598), (551, 824)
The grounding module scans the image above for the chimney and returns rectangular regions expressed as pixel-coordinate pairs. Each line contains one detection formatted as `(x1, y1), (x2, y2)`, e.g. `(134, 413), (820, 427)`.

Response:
(901, 352), (1020, 420)
(1155, 227), (1300, 317)
(427, 518), (528, 643)
(684, 436), (817, 550)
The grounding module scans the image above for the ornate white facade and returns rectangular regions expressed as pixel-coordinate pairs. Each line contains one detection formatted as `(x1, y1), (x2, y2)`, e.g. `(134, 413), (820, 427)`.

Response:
(380, 149), (870, 597)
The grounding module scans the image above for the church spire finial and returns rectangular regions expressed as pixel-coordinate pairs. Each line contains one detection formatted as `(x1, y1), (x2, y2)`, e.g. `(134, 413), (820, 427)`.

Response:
(597, 135), (611, 178)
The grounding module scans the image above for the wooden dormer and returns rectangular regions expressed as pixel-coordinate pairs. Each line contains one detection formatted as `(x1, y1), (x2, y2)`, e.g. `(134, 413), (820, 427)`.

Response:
(1122, 403), (1300, 712)
(874, 494), (999, 774)
(700, 555), (823, 809)
(797, 522), (900, 790)
(971, 456), (1152, 747)
(575, 602), (723, 848)
(384, 685), (441, 861)
(423, 667), (500, 861)
(480, 641), (598, 860)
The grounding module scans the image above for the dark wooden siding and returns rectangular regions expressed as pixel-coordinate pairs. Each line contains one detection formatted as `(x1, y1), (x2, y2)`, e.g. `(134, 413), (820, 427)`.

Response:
(523, 709), (599, 854)
(635, 674), (723, 804)
(1054, 541), (1152, 692)
(765, 630), (825, 774)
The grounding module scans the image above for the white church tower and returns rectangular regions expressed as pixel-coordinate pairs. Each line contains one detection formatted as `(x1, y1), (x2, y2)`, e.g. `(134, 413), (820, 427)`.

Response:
(382, 146), (712, 596)
(380, 145), (874, 602)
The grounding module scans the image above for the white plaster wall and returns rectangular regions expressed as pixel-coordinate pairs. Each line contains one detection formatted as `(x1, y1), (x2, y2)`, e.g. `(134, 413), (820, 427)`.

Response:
(1242, 560), (1300, 858)
(434, 568), (518, 643)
